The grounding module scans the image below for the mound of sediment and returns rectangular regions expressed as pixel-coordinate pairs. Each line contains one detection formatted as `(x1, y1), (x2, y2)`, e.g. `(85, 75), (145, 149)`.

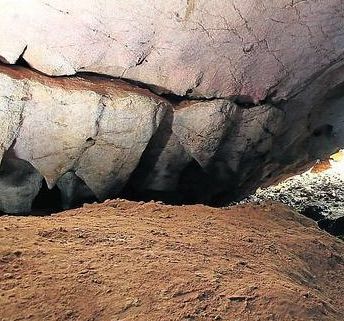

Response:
(1, 200), (343, 321)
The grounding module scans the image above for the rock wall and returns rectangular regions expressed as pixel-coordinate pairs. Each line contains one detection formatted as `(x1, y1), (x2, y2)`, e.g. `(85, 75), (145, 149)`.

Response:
(0, 0), (343, 212)
(1, 0), (343, 102)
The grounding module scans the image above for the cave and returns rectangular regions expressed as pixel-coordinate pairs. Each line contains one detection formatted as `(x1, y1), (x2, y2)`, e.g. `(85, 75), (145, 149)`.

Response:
(0, 59), (343, 212)
(1, 61), (341, 214)
(1, 1), (344, 320)
(0, 0), (343, 213)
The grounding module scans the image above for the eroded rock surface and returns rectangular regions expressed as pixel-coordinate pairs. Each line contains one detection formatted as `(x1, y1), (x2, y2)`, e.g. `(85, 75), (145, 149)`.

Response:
(0, 62), (343, 212)
(0, 66), (167, 212)
(0, 0), (343, 212)
(0, 150), (42, 213)
(1, 0), (343, 103)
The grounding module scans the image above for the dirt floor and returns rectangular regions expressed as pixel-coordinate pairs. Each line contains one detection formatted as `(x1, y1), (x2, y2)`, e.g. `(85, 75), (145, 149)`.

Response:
(1, 200), (344, 321)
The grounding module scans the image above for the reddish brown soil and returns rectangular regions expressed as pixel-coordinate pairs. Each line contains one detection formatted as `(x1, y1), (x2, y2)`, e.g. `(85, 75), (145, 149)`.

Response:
(1, 200), (343, 321)
(311, 160), (332, 173)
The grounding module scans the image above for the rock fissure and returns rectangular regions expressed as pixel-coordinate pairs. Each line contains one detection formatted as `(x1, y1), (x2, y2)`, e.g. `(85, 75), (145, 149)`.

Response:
(76, 69), (276, 108)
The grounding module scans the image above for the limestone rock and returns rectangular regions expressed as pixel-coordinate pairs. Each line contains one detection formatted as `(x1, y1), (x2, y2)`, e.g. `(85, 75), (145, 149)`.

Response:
(13, 81), (101, 188)
(0, 60), (344, 210)
(0, 0), (343, 103)
(0, 151), (42, 213)
(75, 93), (166, 199)
(0, 65), (168, 211)
(173, 100), (236, 168)
(0, 73), (25, 160)
(0, 0), (343, 212)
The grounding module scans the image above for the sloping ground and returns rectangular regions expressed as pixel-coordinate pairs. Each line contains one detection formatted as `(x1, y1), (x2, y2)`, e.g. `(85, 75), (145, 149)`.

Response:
(1, 200), (344, 321)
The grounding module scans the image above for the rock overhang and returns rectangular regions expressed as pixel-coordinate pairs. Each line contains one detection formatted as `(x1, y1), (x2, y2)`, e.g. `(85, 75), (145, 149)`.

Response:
(0, 0), (344, 212)
(1, 0), (343, 101)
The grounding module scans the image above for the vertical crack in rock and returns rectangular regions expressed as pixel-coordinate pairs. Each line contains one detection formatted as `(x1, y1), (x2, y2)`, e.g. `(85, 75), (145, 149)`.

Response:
(75, 94), (168, 200)
(0, 73), (26, 162)
(184, 0), (197, 21)
(71, 94), (107, 169)
(13, 77), (101, 188)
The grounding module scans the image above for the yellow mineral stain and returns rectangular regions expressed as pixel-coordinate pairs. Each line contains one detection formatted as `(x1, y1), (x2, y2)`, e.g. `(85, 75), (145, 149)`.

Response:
(331, 150), (344, 162)
(184, 0), (196, 21)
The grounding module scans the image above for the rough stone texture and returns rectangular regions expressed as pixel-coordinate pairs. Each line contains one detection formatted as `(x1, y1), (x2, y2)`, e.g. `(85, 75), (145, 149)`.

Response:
(173, 100), (236, 168)
(0, 65), (167, 212)
(0, 62), (343, 212)
(74, 93), (165, 199)
(0, 0), (343, 211)
(0, 0), (343, 103)
(242, 154), (344, 221)
(0, 75), (25, 160)
(0, 151), (43, 213)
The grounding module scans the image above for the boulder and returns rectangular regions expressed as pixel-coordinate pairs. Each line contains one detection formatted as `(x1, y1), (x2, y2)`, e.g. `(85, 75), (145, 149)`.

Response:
(0, 150), (42, 213)
(0, 66), (167, 211)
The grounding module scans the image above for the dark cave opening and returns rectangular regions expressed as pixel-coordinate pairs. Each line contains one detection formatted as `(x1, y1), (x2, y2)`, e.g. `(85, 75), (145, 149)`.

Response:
(31, 181), (63, 215)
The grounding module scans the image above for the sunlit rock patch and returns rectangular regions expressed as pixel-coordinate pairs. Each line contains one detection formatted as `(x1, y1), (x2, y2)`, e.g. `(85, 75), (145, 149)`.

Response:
(243, 151), (344, 219)
(242, 151), (344, 236)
